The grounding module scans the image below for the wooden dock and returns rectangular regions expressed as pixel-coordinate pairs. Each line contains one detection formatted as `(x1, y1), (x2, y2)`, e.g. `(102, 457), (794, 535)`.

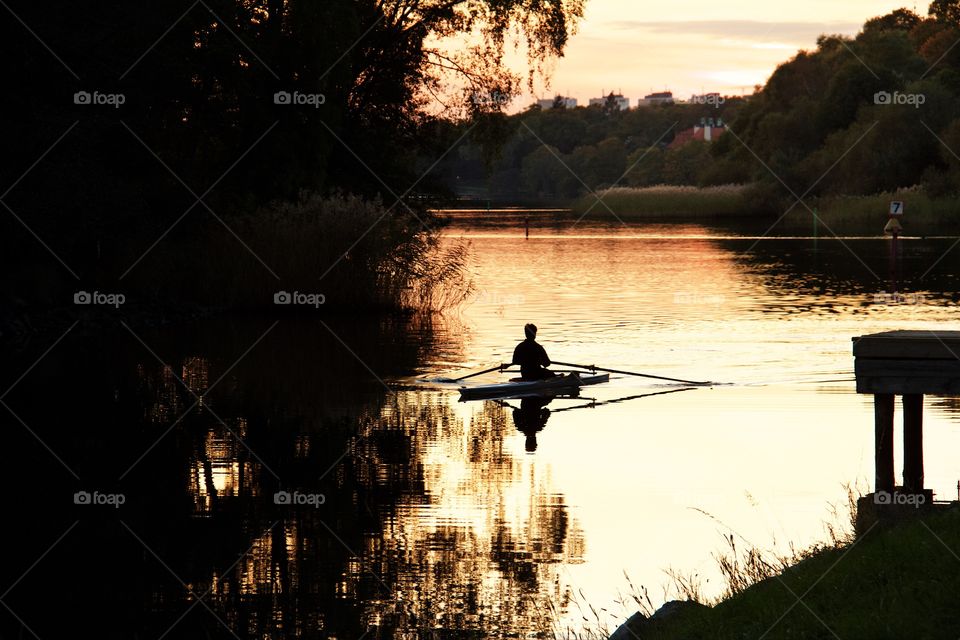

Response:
(854, 330), (960, 395)
(851, 330), (957, 530)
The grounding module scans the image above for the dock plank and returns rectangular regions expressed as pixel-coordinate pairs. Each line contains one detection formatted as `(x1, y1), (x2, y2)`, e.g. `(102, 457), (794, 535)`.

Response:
(853, 330), (960, 359)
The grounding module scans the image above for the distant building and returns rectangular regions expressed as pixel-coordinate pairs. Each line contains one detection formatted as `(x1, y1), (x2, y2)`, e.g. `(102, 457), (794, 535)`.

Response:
(637, 91), (674, 107)
(668, 117), (726, 148)
(537, 96), (578, 109)
(588, 92), (630, 111)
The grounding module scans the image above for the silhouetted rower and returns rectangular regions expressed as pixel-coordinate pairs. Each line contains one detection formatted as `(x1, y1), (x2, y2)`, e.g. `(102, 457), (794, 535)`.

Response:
(512, 323), (555, 380)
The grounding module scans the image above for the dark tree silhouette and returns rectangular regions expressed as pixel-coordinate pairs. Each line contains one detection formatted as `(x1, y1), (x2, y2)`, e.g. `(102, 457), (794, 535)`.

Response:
(1, 0), (584, 315)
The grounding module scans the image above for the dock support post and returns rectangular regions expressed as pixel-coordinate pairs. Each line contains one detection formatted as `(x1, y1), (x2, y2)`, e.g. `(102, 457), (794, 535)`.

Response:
(903, 394), (924, 492)
(874, 393), (895, 493)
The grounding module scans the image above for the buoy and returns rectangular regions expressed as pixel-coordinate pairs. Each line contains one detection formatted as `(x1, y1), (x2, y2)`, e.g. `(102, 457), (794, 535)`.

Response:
(884, 217), (902, 235)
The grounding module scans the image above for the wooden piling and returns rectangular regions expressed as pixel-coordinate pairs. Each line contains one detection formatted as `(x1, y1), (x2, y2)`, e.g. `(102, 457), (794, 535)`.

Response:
(854, 331), (960, 500)
(902, 393), (924, 492)
(874, 393), (895, 493)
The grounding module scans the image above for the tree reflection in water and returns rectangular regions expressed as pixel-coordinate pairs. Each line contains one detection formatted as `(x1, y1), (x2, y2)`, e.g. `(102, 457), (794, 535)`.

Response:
(155, 372), (583, 638)
(0, 316), (583, 639)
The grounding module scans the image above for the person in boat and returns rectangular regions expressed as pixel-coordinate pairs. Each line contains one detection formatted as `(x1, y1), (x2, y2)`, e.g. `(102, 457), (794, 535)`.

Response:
(512, 323), (556, 380)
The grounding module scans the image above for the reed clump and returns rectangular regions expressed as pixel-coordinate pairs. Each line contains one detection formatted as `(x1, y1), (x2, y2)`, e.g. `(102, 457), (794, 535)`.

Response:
(571, 184), (755, 219)
(783, 188), (960, 235)
(122, 192), (473, 312)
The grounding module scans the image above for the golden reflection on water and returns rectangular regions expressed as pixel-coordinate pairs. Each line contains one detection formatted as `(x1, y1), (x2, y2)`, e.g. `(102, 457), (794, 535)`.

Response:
(368, 395), (585, 635)
(434, 218), (960, 631)
(190, 421), (254, 514)
(128, 219), (960, 637)
(143, 364), (587, 637)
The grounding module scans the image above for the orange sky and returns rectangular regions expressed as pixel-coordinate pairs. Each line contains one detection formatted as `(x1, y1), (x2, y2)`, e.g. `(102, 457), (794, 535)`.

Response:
(509, 0), (916, 107)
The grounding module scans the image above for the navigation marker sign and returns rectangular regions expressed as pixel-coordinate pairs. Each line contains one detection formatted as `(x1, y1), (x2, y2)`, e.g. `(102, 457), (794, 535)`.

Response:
(890, 201), (904, 216)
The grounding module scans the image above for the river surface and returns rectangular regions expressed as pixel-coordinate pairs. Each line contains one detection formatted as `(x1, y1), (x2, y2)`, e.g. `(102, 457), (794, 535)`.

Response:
(4, 213), (960, 638)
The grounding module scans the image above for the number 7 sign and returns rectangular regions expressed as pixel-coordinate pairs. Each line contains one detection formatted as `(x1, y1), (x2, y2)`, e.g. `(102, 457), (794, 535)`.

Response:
(889, 201), (904, 216)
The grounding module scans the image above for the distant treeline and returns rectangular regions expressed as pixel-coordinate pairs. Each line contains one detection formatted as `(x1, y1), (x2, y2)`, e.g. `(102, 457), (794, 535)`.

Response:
(444, 99), (746, 201)
(444, 3), (960, 205)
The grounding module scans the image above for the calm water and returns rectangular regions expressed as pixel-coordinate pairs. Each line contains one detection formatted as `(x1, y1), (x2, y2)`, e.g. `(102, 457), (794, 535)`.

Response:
(4, 214), (960, 638)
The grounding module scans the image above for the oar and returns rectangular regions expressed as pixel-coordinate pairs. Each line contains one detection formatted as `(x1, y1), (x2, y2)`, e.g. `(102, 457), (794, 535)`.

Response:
(552, 361), (713, 386)
(551, 387), (696, 412)
(430, 363), (509, 383)
(494, 387), (696, 414)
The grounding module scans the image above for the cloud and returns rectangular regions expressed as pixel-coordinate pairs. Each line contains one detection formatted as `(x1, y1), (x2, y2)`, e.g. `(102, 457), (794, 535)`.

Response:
(606, 19), (862, 44)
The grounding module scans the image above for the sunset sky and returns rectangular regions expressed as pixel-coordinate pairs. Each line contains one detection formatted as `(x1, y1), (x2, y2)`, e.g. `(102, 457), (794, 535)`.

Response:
(515, 0), (916, 106)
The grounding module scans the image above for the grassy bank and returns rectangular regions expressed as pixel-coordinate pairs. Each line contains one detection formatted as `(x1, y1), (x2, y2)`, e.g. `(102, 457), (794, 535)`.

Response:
(788, 190), (960, 235)
(571, 185), (755, 219)
(600, 505), (960, 639)
(572, 185), (960, 234)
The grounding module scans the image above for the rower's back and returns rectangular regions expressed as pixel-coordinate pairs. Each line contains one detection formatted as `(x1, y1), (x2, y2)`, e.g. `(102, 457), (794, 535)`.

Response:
(512, 323), (552, 380)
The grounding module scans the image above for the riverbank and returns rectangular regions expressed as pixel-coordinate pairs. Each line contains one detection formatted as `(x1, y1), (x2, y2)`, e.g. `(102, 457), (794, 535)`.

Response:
(607, 505), (960, 639)
(789, 190), (960, 235)
(572, 185), (757, 220)
(2, 193), (471, 350)
(572, 185), (960, 235)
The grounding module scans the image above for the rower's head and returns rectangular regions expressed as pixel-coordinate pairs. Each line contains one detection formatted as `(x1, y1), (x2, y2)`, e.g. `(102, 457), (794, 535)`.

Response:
(524, 323), (537, 340)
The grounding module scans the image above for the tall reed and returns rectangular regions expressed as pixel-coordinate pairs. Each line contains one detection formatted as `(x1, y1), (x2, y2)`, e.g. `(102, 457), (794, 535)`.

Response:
(123, 192), (473, 312)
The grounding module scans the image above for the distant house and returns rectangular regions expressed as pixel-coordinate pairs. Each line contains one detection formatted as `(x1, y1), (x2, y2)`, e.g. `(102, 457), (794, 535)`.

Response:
(537, 96), (578, 109)
(588, 92), (630, 111)
(637, 91), (674, 107)
(669, 117), (726, 148)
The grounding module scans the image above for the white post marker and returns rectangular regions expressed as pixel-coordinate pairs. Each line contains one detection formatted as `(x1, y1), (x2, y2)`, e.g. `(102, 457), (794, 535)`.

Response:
(885, 200), (903, 236)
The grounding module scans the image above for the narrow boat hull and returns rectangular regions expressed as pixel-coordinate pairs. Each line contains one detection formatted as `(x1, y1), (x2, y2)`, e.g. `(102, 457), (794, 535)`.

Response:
(459, 372), (610, 401)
